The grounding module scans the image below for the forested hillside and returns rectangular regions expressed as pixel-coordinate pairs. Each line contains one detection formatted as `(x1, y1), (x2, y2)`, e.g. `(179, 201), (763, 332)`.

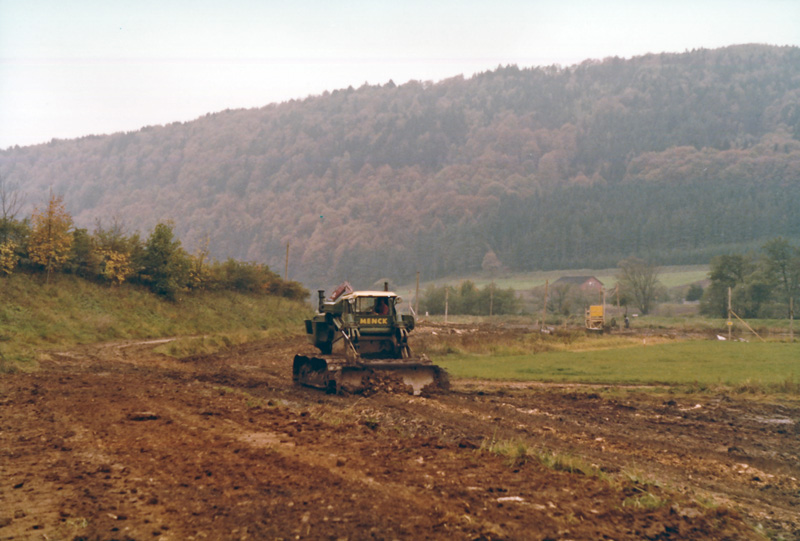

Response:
(2, 44), (799, 287)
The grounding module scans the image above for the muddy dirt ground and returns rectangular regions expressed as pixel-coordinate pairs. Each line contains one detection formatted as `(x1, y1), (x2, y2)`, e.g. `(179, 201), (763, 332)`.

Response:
(1, 326), (798, 540)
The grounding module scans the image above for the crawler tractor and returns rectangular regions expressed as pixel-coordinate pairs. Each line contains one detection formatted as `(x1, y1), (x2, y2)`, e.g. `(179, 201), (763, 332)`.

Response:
(293, 282), (448, 395)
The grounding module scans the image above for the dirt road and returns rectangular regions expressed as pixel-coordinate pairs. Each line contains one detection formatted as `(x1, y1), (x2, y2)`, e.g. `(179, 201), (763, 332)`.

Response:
(1, 330), (798, 540)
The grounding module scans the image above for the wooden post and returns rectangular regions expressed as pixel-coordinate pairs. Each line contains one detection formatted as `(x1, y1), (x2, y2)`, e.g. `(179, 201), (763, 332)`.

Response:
(541, 279), (549, 331)
(444, 287), (449, 324)
(284, 242), (290, 281)
(415, 271), (420, 318)
(602, 288), (606, 326)
(489, 282), (494, 317)
(727, 287), (732, 340)
(790, 297), (794, 342)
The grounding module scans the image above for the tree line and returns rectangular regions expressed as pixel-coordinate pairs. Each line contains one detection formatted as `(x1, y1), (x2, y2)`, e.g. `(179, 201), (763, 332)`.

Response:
(0, 185), (307, 301)
(419, 281), (520, 316)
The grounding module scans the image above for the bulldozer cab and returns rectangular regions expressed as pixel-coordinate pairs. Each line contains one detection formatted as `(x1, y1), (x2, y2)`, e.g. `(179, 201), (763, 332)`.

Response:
(348, 293), (395, 316)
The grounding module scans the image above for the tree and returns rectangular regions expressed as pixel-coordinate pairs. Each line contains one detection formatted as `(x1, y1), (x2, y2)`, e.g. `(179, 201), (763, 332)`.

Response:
(420, 284), (448, 315)
(93, 219), (137, 286)
(419, 281), (519, 315)
(617, 257), (661, 315)
(0, 175), (24, 226)
(762, 237), (800, 317)
(702, 255), (740, 318)
(481, 249), (503, 277)
(28, 192), (74, 283)
(0, 240), (17, 276)
(701, 253), (774, 318)
(0, 177), (29, 255)
(452, 281), (481, 315)
(479, 283), (520, 315)
(68, 228), (101, 278)
(212, 259), (277, 293)
(189, 235), (212, 289)
(732, 268), (774, 318)
(140, 222), (191, 299)
(0, 174), (23, 277)
(548, 284), (574, 316)
(685, 283), (704, 302)
(98, 249), (133, 285)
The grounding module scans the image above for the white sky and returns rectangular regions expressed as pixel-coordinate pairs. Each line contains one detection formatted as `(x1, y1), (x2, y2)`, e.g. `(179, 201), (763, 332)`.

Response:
(1, 0), (798, 149)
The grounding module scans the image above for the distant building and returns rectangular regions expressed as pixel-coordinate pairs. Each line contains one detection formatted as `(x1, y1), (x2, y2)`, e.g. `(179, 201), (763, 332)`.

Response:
(553, 276), (604, 294)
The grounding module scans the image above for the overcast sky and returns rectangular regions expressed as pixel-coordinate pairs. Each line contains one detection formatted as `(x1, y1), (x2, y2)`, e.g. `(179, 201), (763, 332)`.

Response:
(1, 0), (798, 149)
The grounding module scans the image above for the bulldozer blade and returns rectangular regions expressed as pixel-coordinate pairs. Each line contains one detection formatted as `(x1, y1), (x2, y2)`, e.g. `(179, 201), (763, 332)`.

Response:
(293, 355), (448, 396)
(340, 364), (448, 395)
(381, 365), (449, 395)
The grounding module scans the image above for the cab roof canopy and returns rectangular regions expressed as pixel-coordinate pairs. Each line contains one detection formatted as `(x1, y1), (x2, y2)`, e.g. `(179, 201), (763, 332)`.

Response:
(341, 291), (397, 299)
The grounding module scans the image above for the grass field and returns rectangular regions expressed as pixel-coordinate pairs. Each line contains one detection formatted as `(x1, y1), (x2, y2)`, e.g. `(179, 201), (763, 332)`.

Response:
(435, 340), (800, 391)
(398, 264), (709, 294)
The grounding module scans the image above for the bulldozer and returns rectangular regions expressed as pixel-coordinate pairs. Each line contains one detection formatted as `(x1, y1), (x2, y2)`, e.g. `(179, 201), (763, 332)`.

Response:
(293, 282), (448, 395)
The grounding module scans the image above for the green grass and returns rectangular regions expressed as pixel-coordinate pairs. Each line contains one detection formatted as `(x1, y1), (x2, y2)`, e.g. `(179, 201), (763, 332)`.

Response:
(479, 436), (605, 477)
(656, 266), (710, 288)
(436, 341), (799, 390)
(0, 273), (310, 370)
(397, 264), (709, 294)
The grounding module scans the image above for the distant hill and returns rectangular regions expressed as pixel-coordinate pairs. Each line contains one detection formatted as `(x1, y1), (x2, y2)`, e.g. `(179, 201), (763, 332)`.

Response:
(2, 44), (799, 288)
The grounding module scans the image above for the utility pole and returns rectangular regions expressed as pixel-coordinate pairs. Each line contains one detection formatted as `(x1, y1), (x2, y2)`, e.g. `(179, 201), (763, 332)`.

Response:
(489, 282), (494, 317)
(541, 279), (549, 331)
(790, 297), (794, 342)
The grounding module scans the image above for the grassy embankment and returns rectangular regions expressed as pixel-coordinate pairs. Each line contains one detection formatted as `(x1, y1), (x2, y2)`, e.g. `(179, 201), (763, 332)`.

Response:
(0, 273), (310, 371)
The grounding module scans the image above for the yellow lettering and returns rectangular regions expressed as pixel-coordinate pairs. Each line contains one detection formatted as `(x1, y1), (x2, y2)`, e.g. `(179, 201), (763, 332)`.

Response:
(359, 317), (388, 325)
